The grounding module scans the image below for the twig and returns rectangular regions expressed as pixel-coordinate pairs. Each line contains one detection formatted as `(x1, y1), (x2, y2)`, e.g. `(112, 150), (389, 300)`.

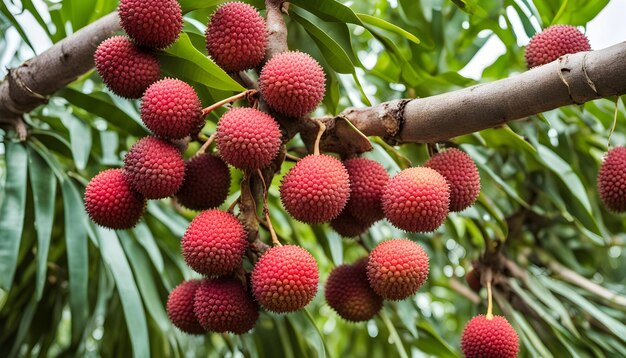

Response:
(201, 89), (257, 116)
(313, 119), (326, 156)
(256, 169), (281, 246)
(196, 132), (216, 155)
(449, 278), (481, 304)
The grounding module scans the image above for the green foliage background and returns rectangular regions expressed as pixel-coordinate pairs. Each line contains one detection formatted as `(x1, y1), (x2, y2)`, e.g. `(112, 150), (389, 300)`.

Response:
(1, 0), (625, 357)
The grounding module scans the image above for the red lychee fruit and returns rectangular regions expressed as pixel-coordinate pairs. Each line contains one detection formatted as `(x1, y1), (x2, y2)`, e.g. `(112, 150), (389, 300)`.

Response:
(425, 148), (480, 212)
(280, 155), (350, 224)
(259, 51), (326, 117)
(251, 245), (319, 313)
(367, 239), (429, 300)
(330, 209), (372, 238)
(181, 210), (246, 277)
(598, 146), (626, 212)
(382, 167), (450, 232)
(140, 78), (203, 140)
(84, 168), (146, 229)
(94, 36), (160, 99)
(215, 107), (282, 170)
(123, 136), (185, 199)
(466, 269), (482, 293)
(344, 157), (388, 223)
(118, 0), (182, 49)
(193, 278), (259, 334)
(205, 2), (267, 72)
(175, 154), (231, 211)
(525, 25), (591, 68)
(166, 279), (205, 335)
(461, 315), (520, 358)
(325, 258), (383, 322)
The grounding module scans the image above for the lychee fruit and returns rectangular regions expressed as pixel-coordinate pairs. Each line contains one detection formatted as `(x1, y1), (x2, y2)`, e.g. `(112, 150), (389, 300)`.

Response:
(461, 315), (520, 358)
(280, 155), (350, 224)
(330, 209), (372, 238)
(84, 168), (146, 229)
(118, 0), (182, 49)
(425, 148), (480, 212)
(206, 2), (267, 72)
(367, 239), (429, 300)
(251, 245), (319, 313)
(140, 78), (204, 140)
(466, 269), (482, 293)
(94, 36), (160, 99)
(166, 279), (205, 334)
(123, 136), (185, 199)
(598, 146), (626, 212)
(325, 258), (383, 322)
(259, 51), (326, 117)
(525, 25), (591, 68)
(181, 209), (246, 277)
(193, 278), (259, 334)
(344, 157), (388, 223)
(215, 107), (282, 170)
(382, 167), (450, 232)
(176, 154), (231, 211)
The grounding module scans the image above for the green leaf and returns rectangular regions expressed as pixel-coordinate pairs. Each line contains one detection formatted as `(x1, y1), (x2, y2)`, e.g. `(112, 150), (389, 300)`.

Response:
(66, 0), (96, 30)
(27, 147), (57, 301)
(356, 14), (420, 45)
(59, 112), (93, 171)
(179, 0), (224, 13)
(0, 141), (28, 290)
(61, 178), (89, 343)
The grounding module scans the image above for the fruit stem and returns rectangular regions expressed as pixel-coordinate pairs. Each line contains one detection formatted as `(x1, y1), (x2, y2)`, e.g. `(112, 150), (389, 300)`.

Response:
(201, 89), (258, 116)
(607, 96), (620, 148)
(257, 169), (281, 246)
(196, 132), (217, 155)
(486, 269), (494, 320)
(285, 153), (300, 162)
(313, 119), (326, 156)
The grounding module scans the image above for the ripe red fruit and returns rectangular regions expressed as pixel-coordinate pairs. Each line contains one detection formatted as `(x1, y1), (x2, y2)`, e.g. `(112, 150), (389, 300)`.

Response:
(367, 239), (429, 300)
(166, 280), (205, 334)
(215, 108), (282, 170)
(325, 258), (383, 322)
(382, 167), (450, 232)
(330, 209), (372, 238)
(425, 148), (480, 212)
(84, 169), (146, 229)
(175, 154), (231, 211)
(466, 269), (482, 292)
(118, 0), (182, 49)
(344, 157), (388, 223)
(94, 36), (160, 99)
(461, 315), (520, 358)
(259, 51), (326, 117)
(123, 136), (185, 199)
(206, 2), (267, 72)
(140, 78), (204, 140)
(251, 245), (319, 313)
(598, 147), (626, 212)
(280, 155), (350, 224)
(194, 278), (259, 334)
(181, 210), (246, 277)
(525, 25), (591, 68)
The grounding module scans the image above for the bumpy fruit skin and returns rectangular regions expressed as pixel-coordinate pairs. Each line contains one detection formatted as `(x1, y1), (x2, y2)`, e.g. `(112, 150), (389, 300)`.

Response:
(206, 2), (267, 72)
(181, 210), (246, 276)
(251, 245), (319, 313)
(260, 51), (326, 117)
(194, 278), (259, 334)
(176, 154), (231, 211)
(166, 280), (205, 334)
(280, 155), (350, 224)
(461, 315), (520, 358)
(330, 209), (371, 238)
(94, 36), (160, 99)
(84, 169), (146, 229)
(425, 148), (480, 212)
(344, 157), (389, 223)
(598, 147), (626, 212)
(525, 25), (590, 68)
(141, 78), (203, 139)
(382, 167), (450, 232)
(367, 239), (429, 300)
(118, 0), (182, 49)
(325, 258), (383, 322)
(123, 136), (185, 199)
(216, 108), (282, 170)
